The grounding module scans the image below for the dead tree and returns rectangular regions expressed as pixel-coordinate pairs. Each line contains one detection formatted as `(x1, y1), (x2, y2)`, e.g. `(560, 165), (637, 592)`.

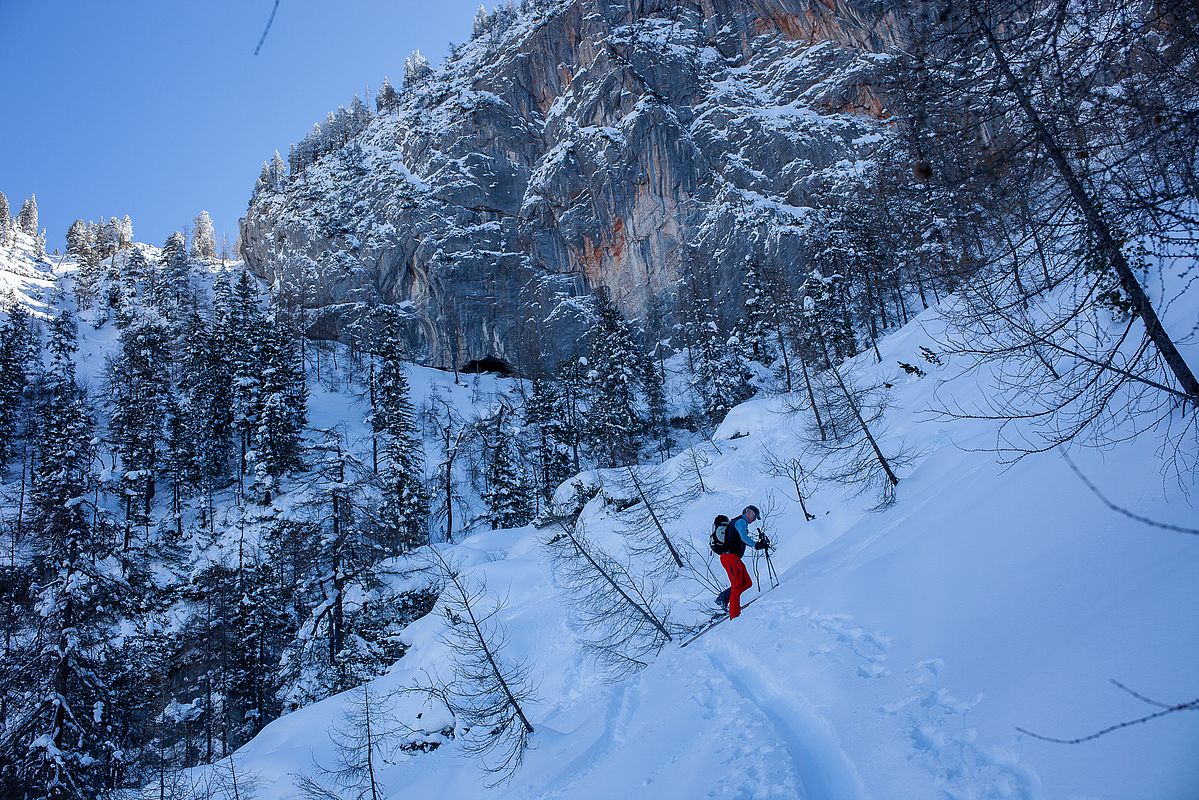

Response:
(760, 446), (817, 521)
(807, 364), (906, 508)
(421, 393), (474, 543)
(617, 466), (685, 569)
(200, 754), (260, 800)
(679, 446), (713, 494)
(546, 517), (673, 674)
(426, 548), (535, 785)
(964, 0), (1199, 402)
(296, 684), (398, 800)
(908, 0), (1199, 480)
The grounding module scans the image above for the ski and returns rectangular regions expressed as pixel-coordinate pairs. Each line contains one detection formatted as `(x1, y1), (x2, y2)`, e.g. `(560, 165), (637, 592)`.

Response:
(680, 591), (772, 648)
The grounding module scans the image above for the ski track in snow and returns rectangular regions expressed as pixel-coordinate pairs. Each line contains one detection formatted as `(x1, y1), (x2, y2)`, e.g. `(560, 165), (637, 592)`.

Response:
(533, 674), (643, 799)
(705, 648), (868, 800)
(695, 595), (1042, 800)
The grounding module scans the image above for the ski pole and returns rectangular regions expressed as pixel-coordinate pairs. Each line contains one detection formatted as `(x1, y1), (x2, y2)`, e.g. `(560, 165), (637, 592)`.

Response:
(764, 546), (779, 588)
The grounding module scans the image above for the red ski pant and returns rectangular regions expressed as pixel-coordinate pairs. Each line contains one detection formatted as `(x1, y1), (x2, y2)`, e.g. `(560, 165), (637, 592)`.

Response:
(719, 553), (753, 619)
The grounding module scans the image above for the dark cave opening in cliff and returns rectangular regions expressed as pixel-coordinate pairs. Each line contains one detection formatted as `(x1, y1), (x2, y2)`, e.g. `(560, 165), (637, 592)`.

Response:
(460, 356), (519, 377)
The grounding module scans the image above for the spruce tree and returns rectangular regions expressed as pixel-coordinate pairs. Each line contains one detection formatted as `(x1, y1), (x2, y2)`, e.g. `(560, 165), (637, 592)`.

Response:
(482, 412), (532, 529)
(124, 246), (148, 281)
(403, 50), (432, 86)
(255, 162), (271, 197)
(118, 215), (134, 250)
(227, 272), (266, 490)
(553, 356), (588, 473)
(108, 313), (174, 545)
(70, 221), (103, 313)
(525, 377), (574, 503)
(178, 304), (232, 490)
(191, 211), (216, 260)
(372, 313), (427, 552)
(676, 273), (749, 427)
(5, 310), (117, 800)
(101, 251), (128, 323)
(0, 190), (10, 244)
(17, 194), (37, 236)
(182, 560), (239, 760)
(742, 260), (777, 365)
(586, 296), (647, 467)
(799, 269), (856, 368)
(0, 306), (34, 467)
(156, 232), (190, 307)
(376, 76), (400, 113)
(250, 310), (307, 501)
(225, 560), (288, 747)
(96, 217), (120, 259)
(65, 220), (93, 262)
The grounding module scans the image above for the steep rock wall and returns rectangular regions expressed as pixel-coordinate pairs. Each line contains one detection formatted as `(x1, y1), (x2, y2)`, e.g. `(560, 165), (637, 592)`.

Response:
(240, 0), (901, 371)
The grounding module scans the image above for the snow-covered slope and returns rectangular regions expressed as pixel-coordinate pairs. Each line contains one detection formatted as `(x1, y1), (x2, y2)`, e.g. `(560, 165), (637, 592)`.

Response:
(0, 230), (57, 315)
(207, 296), (1199, 799)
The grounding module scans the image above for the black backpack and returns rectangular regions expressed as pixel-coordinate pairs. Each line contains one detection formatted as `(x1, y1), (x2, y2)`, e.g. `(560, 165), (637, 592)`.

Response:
(709, 515), (731, 555)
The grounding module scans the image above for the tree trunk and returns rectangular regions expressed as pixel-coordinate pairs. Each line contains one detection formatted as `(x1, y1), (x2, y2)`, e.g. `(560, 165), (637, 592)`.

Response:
(556, 521), (673, 642)
(624, 468), (684, 568)
(800, 358), (826, 441)
(973, 4), (1199, 402)
(774, 324), (794, 392)
(831, 365), (900, 487)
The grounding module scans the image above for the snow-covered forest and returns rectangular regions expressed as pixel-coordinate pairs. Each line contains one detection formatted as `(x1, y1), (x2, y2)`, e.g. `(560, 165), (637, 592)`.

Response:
(1, 0), (1197, 797)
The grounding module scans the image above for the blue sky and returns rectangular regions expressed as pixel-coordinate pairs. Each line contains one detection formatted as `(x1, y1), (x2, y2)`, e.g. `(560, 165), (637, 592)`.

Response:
(0, 0), (483, 252)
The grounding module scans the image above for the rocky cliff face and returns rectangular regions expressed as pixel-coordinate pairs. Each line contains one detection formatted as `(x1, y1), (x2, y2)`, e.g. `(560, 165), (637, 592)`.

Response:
(240, 0), (901, 372)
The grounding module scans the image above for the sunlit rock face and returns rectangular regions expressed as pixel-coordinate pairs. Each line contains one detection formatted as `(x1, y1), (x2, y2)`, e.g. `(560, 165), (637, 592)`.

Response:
(240, 0), (899, 372)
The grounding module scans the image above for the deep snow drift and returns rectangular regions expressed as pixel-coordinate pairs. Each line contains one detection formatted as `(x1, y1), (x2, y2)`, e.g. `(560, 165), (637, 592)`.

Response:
(200, 300), (1199, 799)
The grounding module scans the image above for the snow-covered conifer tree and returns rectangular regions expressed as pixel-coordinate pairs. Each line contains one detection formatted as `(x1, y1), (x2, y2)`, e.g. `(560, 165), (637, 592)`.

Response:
(178, 303), (232, 492)
(107, 313), (174, 544)
(16, 194), (37, 236)
(482, 412), (531, 529)
(348, 95), (371, 133)
(250, 310), (307, 501)
(65, 219), (92, 262)
(798, 268), (856, 368)
(124, 245), (148, 280)
(586, 295), (648, 467)
(403, 50), (432, 86)
(376, 76), (400, 113)
(2, 310), (118, 800)
(472, 4), (492, 37)
(226, 271), (266, 492)
(156, 231), (190, 307)
(191, 210), (216, 260)
(674, 253), (751, 426)
(269, 150), (287, 190)
(100, 249), (130, 326)
(372, 313), (427, 551)
(226, 560), (288, 745)
(0, 191), (10, 244)
(118, 214), (134, 249)
(67, 220), (103, 311)
(742, 260), (777, 365)
(525, 377), (574, 504)
(552, 356), (588, 473)
(96, 217), (122, 259)
(0, 306), (34, 466)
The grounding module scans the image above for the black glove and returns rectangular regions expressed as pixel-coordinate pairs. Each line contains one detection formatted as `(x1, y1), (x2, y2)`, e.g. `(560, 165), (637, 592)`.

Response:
(754, 536), (770, 551)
